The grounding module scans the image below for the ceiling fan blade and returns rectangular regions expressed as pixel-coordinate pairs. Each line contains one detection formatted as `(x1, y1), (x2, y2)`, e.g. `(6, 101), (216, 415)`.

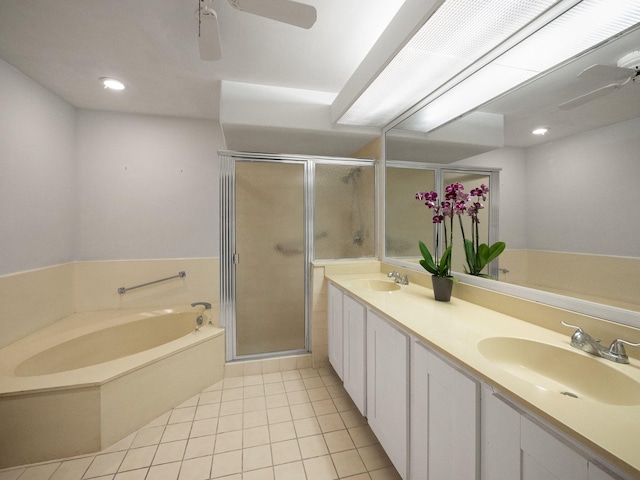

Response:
(199, 8), (222, 61)
(228, 0), (317, 29)
(577, 64), (635, 83)
(558, 83), (621, 111)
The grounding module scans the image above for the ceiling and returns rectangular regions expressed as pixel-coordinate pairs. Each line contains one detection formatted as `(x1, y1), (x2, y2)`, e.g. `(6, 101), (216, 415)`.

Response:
(2, 1), (639, 158)
(386, 23), (640, 163)
(0, 0), (406, 156)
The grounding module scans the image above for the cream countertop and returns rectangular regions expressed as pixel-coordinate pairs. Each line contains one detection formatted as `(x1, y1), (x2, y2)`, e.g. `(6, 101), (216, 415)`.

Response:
(326, 272), (640, 478)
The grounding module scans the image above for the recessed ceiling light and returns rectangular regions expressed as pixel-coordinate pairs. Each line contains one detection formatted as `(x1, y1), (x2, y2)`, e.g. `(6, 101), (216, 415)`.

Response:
(532, 127), (549, 135)
(100, 77), (125, 90)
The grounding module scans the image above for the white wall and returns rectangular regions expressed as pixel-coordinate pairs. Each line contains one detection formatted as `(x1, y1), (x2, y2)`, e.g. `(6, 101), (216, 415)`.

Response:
(459, 116), (640, 258)
(453, 146), (528, 250)
(75, 110), (223, 260)
(524, 116), (640, 257)
(0, 59), (77, 275)
(1, 57), (225, 275)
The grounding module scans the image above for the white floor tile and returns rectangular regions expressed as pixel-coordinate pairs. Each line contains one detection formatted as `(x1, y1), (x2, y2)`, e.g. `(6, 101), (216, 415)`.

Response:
(2, 367), (402, 480)
(177, 455), (212, 480)
(147, 462), (181, 480)
(50, 457), (93, 480)
(184, 435), (215, 460)
(16, 463), (59, 480)
(153, 440), (187, 465)
(119, 446), (157, 472)
(84, 451), (126, 478)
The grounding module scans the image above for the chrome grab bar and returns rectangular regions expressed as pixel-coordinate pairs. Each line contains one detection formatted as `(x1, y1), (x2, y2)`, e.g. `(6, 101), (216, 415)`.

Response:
(118, 271), (186, 294)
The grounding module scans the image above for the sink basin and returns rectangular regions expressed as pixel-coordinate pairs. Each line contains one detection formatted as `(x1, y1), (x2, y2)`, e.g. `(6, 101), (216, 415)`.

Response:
(478, 337), (640, 406)
(352, 279), (401, 292)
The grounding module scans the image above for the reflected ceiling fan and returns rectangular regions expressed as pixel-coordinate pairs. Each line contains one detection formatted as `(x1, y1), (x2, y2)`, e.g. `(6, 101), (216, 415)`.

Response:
(198, 0), (317, 61)
(559, 50), (640, 110)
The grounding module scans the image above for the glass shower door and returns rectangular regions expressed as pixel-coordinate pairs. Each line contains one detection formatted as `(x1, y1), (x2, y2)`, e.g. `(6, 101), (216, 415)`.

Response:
(234, 160), (306, 357)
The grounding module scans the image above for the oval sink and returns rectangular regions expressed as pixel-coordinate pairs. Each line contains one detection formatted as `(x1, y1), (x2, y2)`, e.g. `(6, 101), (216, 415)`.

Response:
(352, 279), (401, 292)
(478, 337), (640, 406)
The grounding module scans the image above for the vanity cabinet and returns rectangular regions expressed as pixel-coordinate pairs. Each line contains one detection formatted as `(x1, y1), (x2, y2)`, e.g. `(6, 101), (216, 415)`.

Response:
(326, 280), (630, 480)
(342, 294), (367, 415)
(411, 340), (480, 480)
(481, 385), (621, 480)
(366, 310), (409, 479)
(327, 284), (344, 380)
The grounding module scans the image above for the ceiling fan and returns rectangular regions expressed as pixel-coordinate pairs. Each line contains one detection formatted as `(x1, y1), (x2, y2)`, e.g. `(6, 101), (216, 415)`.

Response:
(559, 50), (640, 110)
(198, 0), (317, 62)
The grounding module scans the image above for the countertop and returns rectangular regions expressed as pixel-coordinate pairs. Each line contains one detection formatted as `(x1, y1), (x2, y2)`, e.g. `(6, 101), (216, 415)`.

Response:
(326, 272), (640, 478)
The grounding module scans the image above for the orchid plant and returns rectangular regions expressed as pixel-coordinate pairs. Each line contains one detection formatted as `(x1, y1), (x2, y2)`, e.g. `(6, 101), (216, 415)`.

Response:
(446, 182), (506, 279)
(416, 183), (505, 279)
(415, 190), (456, 280)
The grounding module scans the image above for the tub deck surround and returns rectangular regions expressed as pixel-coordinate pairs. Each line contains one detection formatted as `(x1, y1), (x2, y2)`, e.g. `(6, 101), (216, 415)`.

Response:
(326, 272), (640, 478)
(0, 306), (225, 469)
(0, 305), (220, 393)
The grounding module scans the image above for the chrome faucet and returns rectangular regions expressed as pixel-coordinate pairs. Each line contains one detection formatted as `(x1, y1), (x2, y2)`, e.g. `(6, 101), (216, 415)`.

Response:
(191, 302), (212, 309)
(387, 271), (409, 285)
(561, 321), (640, 364)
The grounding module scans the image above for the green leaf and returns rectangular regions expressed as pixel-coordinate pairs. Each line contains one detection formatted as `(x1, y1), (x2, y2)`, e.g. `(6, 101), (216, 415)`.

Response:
(485, 241), (506, 264)
(436, 245), (452, 276)
(477, 243), (489, 269)
(418, 241), (438, 275)
(463, 239), (476, 273)
(419, 259), (438, 276)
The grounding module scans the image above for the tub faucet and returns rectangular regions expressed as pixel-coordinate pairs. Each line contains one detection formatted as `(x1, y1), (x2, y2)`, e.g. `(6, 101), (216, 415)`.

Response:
(561, 321), (640, 364)
(387, 271), (409, 285)
(191, 302), (212, 309)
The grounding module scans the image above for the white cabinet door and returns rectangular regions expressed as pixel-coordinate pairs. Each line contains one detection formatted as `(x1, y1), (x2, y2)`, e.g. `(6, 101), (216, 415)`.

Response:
(343, 294), (366, 415)
(587, 462), (619, 480)
(367, 310), (409, 479)
(410, 340), (429, 479)
(521, 416), (587, 480)
(411, 341), (480, 480)
(480, 385), (521, 480)
(327, 284), (344, 380)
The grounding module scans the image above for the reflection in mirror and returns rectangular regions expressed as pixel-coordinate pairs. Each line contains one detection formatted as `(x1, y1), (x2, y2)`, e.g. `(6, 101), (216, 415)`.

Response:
(442, 171), (492, 276)
(385, 164), (435, 258)
(383, 24), (640, 325)
(386, 164), (499, 277)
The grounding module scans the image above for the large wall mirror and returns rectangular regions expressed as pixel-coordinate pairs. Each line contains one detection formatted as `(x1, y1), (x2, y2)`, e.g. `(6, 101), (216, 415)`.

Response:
(383, 23), (640, 327)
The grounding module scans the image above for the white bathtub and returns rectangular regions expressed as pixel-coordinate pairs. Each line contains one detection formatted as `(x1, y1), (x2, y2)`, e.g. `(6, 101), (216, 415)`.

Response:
(0, 306), (225, 469)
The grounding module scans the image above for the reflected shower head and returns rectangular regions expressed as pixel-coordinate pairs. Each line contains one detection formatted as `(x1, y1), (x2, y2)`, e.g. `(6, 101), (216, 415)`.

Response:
(341, 167), (362, 184)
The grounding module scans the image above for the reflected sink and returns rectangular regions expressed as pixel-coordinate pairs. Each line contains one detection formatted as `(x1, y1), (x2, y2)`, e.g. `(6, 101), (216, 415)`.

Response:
(352, 279), (401, 292)
(478, 337), (640, 406)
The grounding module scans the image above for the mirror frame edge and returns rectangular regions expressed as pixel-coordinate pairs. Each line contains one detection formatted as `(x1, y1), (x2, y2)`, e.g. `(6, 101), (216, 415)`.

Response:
(381, 126), (640, 330)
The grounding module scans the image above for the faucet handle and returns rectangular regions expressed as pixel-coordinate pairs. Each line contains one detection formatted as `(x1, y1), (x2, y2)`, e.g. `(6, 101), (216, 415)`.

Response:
(561, 321), (599, 344)
(561, 321), (583, 332)
(609, 338), (640, 356)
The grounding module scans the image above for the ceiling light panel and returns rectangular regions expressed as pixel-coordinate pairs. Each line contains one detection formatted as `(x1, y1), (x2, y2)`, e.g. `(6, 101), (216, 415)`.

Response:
(496, 0), (640, 72)
(338, 0), (558, 127)
(408, 0), (640, 133)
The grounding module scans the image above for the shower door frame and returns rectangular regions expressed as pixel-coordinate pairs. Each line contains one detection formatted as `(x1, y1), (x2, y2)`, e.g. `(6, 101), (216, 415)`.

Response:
(220, 152), (312, 362)
(220, 151), (377, 362)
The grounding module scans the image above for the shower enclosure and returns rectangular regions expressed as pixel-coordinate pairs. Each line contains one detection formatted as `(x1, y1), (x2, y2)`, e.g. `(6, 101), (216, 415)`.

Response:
(220, 152), (376, 361)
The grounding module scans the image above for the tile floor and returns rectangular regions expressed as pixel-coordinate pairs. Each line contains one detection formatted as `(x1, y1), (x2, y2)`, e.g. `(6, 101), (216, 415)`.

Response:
(0, 367), (401, 480)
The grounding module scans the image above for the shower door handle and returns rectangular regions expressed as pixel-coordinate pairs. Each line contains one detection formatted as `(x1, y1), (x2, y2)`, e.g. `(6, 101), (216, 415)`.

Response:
(233, 253), (240, 264)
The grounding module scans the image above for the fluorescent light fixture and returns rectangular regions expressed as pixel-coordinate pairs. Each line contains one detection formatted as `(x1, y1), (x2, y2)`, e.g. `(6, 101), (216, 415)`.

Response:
(532, 127), (549, 135)
(405, 0), (640, 134)
(100, 77), (125, 90)
(338, 0), (560, 127)
(338, 0), (640, 129)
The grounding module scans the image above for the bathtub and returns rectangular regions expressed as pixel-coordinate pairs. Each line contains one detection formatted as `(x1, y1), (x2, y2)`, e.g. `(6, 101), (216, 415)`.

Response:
(0, 306), (225, 469)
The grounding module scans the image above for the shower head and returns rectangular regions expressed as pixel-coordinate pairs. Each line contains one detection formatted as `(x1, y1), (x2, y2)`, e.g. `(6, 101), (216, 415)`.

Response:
(341, 167), (362, 184)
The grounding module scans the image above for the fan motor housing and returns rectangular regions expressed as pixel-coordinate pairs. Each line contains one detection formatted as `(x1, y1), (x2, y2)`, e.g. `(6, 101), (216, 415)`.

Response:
(617, 50), (640, 71)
